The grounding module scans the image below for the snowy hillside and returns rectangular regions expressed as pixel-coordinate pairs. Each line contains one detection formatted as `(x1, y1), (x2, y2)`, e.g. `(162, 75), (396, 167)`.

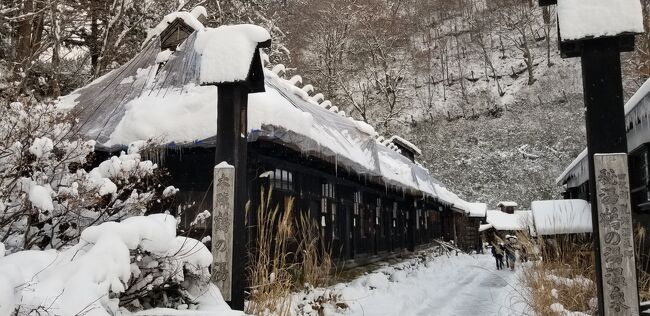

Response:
(280, 0), (601, 208)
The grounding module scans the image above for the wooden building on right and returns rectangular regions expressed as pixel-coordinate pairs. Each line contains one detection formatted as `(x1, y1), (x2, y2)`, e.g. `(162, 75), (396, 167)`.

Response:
(557, 78), (650, 268)
(557, 78), (650, 211)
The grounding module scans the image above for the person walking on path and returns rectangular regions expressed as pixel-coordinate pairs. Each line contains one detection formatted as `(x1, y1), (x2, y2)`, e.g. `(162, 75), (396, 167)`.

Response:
(491, 244), (504, 270)
(500, 243), (509, 269)
(504, 237), (518, 271)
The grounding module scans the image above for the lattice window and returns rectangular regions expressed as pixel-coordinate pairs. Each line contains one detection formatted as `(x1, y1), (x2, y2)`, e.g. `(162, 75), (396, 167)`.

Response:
(270, 169), (294, 192)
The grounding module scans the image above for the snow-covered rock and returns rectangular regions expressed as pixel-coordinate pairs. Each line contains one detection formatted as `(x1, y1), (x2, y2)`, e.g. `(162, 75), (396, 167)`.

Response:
(0, 214), (233, 315)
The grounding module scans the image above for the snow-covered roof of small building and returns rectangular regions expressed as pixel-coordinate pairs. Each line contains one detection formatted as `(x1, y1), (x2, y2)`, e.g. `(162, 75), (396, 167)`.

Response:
(531, 199), (592, 235)
(485, 210), (532, 231)
(56, 13), (481, 213)
(478, 223), (493, 232)
(557, 0), (644, 41)
(464, 202), (487, 218)
(557, 77), (650, 187)
(496, 201), (518, 207)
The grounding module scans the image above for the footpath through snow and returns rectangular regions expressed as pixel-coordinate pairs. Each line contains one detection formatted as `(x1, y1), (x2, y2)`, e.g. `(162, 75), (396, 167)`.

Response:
(293, 251), (529, 316)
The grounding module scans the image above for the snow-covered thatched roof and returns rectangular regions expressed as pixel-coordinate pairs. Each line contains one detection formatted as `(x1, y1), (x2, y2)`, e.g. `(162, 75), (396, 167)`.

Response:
(531, 199), (592, 235)
(464, 202), (487, 218)
(56, 10), (481, 212)
(557, 78), (650, 187)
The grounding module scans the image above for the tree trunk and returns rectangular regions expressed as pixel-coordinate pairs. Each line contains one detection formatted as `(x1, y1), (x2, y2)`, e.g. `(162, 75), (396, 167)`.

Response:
(49, 0), (61, 97)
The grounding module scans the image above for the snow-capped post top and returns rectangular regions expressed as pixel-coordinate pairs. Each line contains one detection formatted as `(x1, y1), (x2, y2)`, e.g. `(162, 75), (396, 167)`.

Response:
(557, 0), (644, 41)
(194, 24), (271, 88)
(539, 0), (644, 41)
(215, 161), (234, 169)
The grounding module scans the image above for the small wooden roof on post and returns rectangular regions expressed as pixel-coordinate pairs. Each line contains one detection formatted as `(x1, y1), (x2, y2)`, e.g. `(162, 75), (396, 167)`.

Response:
(538, 0), (642, 58)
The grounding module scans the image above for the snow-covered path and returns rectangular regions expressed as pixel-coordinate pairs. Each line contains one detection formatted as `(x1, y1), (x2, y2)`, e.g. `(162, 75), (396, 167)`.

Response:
(295, 253), (530, 316)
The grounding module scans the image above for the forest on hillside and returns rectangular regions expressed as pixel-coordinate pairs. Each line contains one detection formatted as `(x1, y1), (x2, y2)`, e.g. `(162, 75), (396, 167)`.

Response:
(2, 0), (650, 207)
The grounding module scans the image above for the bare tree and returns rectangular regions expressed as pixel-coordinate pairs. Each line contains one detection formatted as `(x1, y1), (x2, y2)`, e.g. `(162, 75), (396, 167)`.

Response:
(498, 0), (538, 85)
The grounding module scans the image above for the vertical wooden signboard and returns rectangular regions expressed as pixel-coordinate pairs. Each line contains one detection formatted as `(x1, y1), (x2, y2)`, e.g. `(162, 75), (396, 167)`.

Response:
(212, 162), (235, 301)
(593, 153), (639, 315)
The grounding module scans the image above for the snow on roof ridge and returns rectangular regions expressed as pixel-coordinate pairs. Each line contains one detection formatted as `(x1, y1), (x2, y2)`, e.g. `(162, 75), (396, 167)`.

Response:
(389, 135), (422, 156)
(555, 148), (588, 185)
(260, 51), (479, 209)
(272, 64), (286, 76)
(143, 10), (206, 48)
(190, 6), (208, 20)
(624, 77), (650, 115)
(261, 60), (381, 141)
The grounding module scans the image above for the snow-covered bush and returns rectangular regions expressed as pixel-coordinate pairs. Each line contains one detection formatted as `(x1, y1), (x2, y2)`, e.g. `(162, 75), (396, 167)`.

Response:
(0, 214), (233, 315)
(0, 100), (176, 253)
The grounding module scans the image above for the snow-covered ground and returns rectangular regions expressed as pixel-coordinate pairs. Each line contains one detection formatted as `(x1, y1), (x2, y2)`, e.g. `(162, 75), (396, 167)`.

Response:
(292, 251), (529, 316)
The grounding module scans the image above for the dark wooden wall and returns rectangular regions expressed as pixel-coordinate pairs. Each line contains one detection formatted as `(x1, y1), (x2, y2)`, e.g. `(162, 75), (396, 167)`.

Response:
(97, 139), (482, 262)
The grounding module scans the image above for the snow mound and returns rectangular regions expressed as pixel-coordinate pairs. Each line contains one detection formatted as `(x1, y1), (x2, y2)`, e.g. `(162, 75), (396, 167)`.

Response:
(0, 214), (227, 315)
(29, 137), (54, 157)
(363, 272), (390, 290)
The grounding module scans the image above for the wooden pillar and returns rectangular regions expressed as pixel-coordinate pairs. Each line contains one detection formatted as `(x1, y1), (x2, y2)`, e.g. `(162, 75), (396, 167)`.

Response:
(344, 201), (352, 259)
(581, 37), (639, 315)
(452, 211), (458, 246)
(214, 83), (249, 310)
(407, 200), (416, 251)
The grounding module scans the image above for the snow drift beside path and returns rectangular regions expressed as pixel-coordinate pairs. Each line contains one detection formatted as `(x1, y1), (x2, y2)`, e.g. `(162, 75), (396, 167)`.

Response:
(0, 214), (237, 316)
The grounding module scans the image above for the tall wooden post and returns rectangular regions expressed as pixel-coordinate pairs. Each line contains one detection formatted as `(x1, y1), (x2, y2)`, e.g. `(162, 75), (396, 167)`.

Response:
(581, 38), (639, 315)
(538, 1), (643, 314)
(214, 83), (249, 310)
(209, 39), (271, 310)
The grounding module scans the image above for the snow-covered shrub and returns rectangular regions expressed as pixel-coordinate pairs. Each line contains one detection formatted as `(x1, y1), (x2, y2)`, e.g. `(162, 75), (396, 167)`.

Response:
(0, 100), (176, 253)
(0, 214), (233, 315)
